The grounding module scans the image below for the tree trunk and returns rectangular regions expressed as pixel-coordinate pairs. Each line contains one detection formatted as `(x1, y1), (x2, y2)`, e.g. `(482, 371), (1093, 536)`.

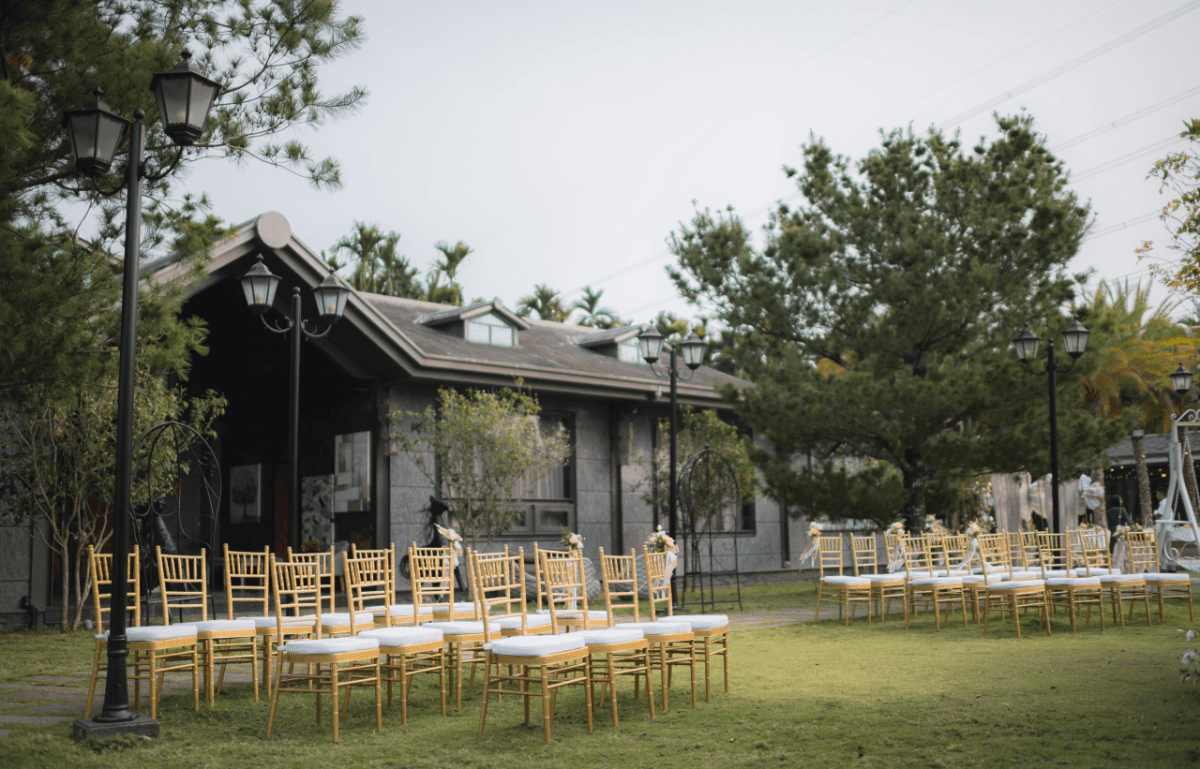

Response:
(58, 541), (70, 633)
(901, 448), (927, 532)
(1131, 433), (1153, 526)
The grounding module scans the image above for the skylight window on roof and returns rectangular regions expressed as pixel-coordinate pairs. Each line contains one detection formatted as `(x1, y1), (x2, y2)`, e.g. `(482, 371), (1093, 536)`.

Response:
(466, 312), (515, 347)
(618, 339), (643, 364)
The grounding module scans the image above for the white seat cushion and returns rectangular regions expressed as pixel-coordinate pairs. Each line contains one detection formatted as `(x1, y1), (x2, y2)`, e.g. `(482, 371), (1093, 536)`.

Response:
(1073, 567), (1121, 577)
(360, 627), (443, 647)
(99, 624), (198, 643)
(558, 610), (611, 621)
(313, 612), (375, 627)
(248, 615), (316, 630)
(282, 637), (379, 655)
(909, 577), (962, 587)
(986, 580), (1045, 590)
(821, 576), (871, 586)
(1099, 573), (1146, 583)
(486, 634), (587, 657)
(621, 621), (691, 635)
(1037, 569), (1071, 578)
(1141, 573), (1191, 584)
(1046, 576), (1101, 587)
(666, 614), (729, 630)
(386, 604), (436, 617)
(192, 619), (256, 633)
(424, 620), (487, 635)
(492, 614), (553, 631)
(905, 570), (945, 579)
(578, 628), (644, 645)
(1009, 570), (1040, 580)
(861, 573), (905, 583)
(958, 575), (986, 585)
(429, 602), (476, 614)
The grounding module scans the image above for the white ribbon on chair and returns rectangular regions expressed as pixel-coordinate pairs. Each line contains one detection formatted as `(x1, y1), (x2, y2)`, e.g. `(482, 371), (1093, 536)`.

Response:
(796, 539), (820, 567)
(948, 539), (979, 576)
(887, 542), (906, 573)
(1112, 539), (1132, 574)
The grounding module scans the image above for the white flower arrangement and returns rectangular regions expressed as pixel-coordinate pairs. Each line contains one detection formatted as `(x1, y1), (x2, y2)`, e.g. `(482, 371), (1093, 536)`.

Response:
(886, 521), (905, 536)
(808, 523), (822, 539)
(1182, 630), (1200, 686)
(435, 524), (463, 554)
(966, 520), (983, 539)
(560, 527), (584, 551)
(646, 525), (678, 554)
(1114, 524), (1132, 541)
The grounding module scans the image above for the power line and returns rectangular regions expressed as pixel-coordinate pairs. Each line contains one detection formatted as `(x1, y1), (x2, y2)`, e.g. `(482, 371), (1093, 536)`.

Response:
(937, 0), (1200, 130)
(1083, 210), (1161, 240)
(1053, 85), (1200, 151)
(1072, 135), (1185, 182)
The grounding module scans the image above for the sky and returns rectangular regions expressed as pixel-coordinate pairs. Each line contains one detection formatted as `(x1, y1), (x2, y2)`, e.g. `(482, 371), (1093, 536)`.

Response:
(182, 0), (1200, 328)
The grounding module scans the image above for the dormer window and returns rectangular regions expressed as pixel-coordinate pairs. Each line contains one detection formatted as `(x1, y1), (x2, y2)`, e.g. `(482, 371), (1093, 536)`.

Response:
(617, 338), (643, 364)
(466, 312), (515, 346)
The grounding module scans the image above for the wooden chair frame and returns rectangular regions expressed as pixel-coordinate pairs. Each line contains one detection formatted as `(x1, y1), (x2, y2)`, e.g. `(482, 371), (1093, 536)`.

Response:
(267, 557), (382, 743)
(287, 546), (337, 614)
(849, 534), (906, 623)
(642, 548), (701, 710)
(977, 534), (1049, 638)
(815, 535), (872, 625)
(900, 535), (967, 631)
(1128, 529), (1194, 624)
(1073, 529), (1151, 627)
(223, 545), (276, 689)
(592, 547), (657, 725)
(1034, 532), (1104, 633)
(599, 547), (641, 623)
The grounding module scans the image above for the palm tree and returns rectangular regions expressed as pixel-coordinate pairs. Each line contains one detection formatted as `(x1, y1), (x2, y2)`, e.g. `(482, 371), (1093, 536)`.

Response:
(375, 233), (424, 300)
(426, 240), (472, 306)
(517, 284), (569, 323)
(331, 221), (386, 292)
(571, 286), (624, 329)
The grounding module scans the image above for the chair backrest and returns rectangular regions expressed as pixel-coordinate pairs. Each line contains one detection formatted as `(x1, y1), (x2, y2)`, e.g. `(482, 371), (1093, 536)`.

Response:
(817, 534), (847, 577)
(849, 535), (879, 576)
(343, 551), (393, 625)
(1016, 531), (1041, 569)
(223, 544), (271, 619)
(1035, 532), (1071, 573)
(89, 544), (141, 634)
(271, 555), (325, 638)
(409, 545), (459, 615)
(1071, 529), (1112, 576)
(287, 546), (336, 614)
(471, 547), (527, 636)
(532, 542), (572, 613)
(598, 547), (640, 622)
(157, 546), (207, 624)
(642, 547), (675, 618)
(350, 544), (396, 589)
(943, 534), (971, 572)
(884, 532), (903, 567)
(975, 533), (1013, 584)
(899, 535), (935, 578)
(543, 549), (603, 631)
(1126, 529), (1158, 573)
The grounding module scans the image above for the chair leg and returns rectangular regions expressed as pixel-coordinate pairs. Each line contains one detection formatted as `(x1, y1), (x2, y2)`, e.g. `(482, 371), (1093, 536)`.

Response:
(84, 644), (102, 718)
(330, 662), (340, 744)
(266, 653), (284, 738)
(541, 665), (552, 744)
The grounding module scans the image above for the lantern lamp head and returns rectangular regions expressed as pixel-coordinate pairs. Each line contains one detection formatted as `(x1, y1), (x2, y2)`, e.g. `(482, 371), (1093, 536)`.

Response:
(149, 49), (221, 147)
(312, 272), (350, 322)
(240, 256), (281, 314)
(680, 333), (705, 370)
(62, 88), (130, 177)
(1012, 324), (1040, 362)
(1061, 317), (1090, 359)
(1172, 364), (1193, 396)
(637, 325), (665, 365)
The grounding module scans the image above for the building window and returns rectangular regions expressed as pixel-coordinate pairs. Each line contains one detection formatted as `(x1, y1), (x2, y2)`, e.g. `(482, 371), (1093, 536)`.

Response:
(503, 413), (575, 536)
(465, 313), (515, 346)
(617, 339), (643, 364)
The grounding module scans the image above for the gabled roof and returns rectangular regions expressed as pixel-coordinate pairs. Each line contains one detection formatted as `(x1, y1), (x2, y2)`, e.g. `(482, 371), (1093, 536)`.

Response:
(417, 299), (531, 330)
(173, 212), (749, 406)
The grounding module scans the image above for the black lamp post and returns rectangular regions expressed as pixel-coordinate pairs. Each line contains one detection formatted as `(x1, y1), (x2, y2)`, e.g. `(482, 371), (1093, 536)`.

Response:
(239, 256), (350, 552)
(65, 51), (219, 739)
(1013, 317), (1090, 533)
(637, 326), (705, 605)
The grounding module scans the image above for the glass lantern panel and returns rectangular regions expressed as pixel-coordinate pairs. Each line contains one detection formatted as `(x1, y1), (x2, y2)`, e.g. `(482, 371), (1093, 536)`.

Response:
(158, 77), (192, 126)
(187, 80), (218, 132)
(95, 112), (126, 165)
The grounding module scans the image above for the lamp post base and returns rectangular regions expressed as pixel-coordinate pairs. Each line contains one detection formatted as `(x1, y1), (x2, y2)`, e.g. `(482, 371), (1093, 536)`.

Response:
(72, 714), (160, 740)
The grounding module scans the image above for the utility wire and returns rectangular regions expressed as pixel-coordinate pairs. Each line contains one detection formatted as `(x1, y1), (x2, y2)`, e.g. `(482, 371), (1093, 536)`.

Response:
(937, 0), (1200, 130)
(1073, 135), (1185, 182)
(1053, 85), (1200, 151)
(1083, 210), (1161, 240)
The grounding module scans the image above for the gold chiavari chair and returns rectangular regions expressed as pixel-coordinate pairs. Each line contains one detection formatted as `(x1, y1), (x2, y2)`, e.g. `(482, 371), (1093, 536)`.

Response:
(1034, 532), (1104, 633)
(900, 535), (967, 631)
(1073, 529), (1150, 627)
(346, 552), (446, 724)
(618, 548), (699, 711)
(1128, 528), (1194, 624)
(849, 534), (906, 623)
(976, 535), (1049, 638)
(410, 544), (476, 620)
(815, 534), (872, 625)
(288, 546), (337, 614)
(266, 557), (382, 743)
(417, 545), (497, 710)
(546, 548), (656, 727)
(159, 547), (258, 706)
(223, 545), (279, 690)
(477, 549), (594, 744)
(474, 547), (553, 637)
(350, 543), (433, 627)
(599, 547), (642, 623)
(84, 545), (199, 720)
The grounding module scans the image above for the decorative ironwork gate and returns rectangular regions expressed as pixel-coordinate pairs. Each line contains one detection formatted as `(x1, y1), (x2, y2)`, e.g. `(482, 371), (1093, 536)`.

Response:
(677, 444), (743, 612)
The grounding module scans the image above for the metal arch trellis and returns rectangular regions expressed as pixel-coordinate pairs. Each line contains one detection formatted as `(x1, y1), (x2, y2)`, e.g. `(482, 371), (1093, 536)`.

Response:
(1156, 409), (1200, 573)
(129, 419), (221, 621)
(677, 444), (743, 613)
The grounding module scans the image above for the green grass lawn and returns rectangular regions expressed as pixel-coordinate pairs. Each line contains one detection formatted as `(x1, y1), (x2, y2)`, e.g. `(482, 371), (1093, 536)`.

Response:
(1, 583), (1199, 768)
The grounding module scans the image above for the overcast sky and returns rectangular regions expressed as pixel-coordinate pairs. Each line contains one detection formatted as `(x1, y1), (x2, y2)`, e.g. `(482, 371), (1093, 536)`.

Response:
(184, 0), (1200, 327)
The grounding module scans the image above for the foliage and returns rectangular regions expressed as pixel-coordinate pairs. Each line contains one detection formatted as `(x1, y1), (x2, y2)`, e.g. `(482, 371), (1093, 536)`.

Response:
(388, 386), (570, 548)
(1140, 119), (1200, 293)
(558, 527), (583, 551)
(0, 364), (225, 630)
(517, 284), (569, 323)
(635, 406), (758, 533)
(425, 240), (472, 306)
(330, 221), (424, 299)
(1078, 279), (1196, 433)
(0, 0), (364, 401)
(667, 114), (1134, 530)
(571, 286), (625, 329)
